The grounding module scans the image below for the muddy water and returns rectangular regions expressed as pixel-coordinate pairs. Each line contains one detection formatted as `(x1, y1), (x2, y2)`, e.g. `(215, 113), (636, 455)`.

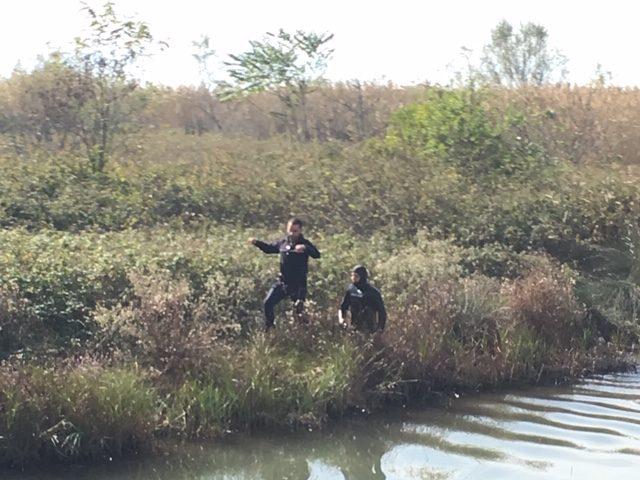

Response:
(7, 371), (640, 479)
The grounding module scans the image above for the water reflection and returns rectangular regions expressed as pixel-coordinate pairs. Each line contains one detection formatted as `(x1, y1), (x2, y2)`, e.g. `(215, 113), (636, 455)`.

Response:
(6, 371), (640, 480)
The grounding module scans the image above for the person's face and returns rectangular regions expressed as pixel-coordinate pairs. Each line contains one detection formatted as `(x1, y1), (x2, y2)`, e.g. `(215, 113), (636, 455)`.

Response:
(287, 222), (302, 241)
(351, 271), (360, 284)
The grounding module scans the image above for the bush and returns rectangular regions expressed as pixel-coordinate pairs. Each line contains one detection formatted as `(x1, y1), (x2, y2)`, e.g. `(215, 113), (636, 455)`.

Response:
(94, 272), (219, 376)
(0, 283), (42, 358)
(504, 256), (584, 346)
(451, 275), (504, 353)
(374, 235), (463, 309)
(386, 88), (545, 178)
(575, 277), (640, 342)
(1, 83), (639, 468)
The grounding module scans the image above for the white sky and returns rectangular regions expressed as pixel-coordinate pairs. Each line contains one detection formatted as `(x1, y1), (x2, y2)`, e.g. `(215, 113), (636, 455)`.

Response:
(1, 0), (638, 87)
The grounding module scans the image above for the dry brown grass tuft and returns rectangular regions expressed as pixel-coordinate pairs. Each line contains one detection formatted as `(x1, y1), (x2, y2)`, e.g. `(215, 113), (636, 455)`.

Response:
(504, 256), (584, 346)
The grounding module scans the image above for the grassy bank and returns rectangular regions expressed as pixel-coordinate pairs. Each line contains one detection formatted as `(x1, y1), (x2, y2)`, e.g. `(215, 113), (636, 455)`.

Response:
(0, 226), (636, 467)
(1, 309), (632, 468)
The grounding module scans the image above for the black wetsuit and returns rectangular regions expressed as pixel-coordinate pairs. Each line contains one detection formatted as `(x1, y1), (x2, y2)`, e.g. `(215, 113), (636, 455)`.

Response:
(254, 235), (320, 328)
(340, 281), (387, 332)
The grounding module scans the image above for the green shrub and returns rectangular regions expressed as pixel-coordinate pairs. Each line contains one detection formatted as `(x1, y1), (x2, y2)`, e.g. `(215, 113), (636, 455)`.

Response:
(386, 88), (545, 178)
(374, 235), (463, 309)
(0, 283), (42, 357)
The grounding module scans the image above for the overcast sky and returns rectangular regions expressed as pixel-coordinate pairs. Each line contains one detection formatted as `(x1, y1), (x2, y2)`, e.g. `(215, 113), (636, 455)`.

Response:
(1, 0), (638, 87)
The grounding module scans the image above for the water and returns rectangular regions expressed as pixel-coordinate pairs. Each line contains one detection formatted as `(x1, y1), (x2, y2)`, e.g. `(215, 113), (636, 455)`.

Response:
(6, 371), (640, 479)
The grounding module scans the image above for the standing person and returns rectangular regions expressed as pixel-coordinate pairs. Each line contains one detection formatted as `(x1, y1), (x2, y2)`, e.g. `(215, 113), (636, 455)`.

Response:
(248, 218), (321, 330)
(339, 265), (387, 333)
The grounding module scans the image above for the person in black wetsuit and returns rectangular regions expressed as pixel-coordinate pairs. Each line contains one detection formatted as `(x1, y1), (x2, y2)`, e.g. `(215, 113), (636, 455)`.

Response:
(339, 265), (387, 333)
(248, 218), (321, 330)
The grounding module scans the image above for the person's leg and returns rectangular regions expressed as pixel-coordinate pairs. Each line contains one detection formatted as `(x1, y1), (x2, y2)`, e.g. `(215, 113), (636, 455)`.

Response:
(292, 286), (307, 323)
(264, 282), (287, 330)
(293, 299), (305, 323)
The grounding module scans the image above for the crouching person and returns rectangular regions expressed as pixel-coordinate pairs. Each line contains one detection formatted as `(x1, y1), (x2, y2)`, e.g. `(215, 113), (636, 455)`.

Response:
(339, 265), (387, 333)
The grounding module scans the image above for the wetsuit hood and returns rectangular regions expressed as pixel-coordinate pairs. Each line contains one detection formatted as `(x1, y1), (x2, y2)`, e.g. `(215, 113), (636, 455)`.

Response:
(352, 265), (369, 288)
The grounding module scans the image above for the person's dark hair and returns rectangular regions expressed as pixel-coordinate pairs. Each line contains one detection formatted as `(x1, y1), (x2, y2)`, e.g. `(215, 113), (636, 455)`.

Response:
(287, 217), (304, 228)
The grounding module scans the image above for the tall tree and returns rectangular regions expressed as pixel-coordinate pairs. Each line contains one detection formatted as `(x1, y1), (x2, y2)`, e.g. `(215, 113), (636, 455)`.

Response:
(68, 2), (161, 170)
(223, 29), (334, 141)
(479, 20), (567, 87)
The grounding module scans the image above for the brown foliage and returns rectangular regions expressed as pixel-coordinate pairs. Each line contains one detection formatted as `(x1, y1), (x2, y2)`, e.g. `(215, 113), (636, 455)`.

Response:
(490, 85), (640, 164)
(384, 281), (458, 382)
(503, 256), (584, 346)
(94, 272), (221, 377)
(4, 69), (640, 163)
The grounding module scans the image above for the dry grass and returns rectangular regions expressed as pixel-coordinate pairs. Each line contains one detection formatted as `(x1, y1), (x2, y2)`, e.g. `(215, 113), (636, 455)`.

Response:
(136, 84), (640, 165)
(503, 257), (584, 346)
(489, 85), (640, 164)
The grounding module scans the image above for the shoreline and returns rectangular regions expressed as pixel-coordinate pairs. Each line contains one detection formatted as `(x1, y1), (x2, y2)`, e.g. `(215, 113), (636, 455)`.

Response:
(2, 326), (636, 471)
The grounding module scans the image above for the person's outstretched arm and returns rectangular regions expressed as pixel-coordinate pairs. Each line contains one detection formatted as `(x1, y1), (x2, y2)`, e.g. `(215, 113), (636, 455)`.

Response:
(248, 238), (280, 254)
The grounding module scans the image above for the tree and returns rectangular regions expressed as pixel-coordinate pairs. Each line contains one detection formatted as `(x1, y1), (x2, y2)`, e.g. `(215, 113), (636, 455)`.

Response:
(223, 29), (334, 141)
(68, 2), (162, 170)
(479, 20), (567, 87)
(591, 63), (612, 87)
(193, 35), (217, 90)
(0, 55), (90, 152)
(190, 35), (222, 133)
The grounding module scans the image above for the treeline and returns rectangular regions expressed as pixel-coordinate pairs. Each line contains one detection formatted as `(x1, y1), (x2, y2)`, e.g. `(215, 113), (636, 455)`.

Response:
(3, 71), (640, 164)
(0, 70), (419, 145)
(2, 4), (639, 165)
(5, 3), (639, 170)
